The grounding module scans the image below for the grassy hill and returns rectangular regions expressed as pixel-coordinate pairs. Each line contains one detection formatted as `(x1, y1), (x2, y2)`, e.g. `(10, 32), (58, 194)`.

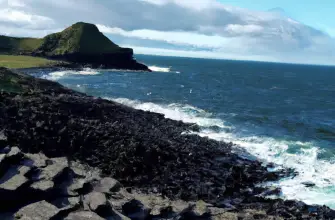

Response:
(0, 22), (149, 70)
(36, 22), (128, 56)
(0, 22), (126, 56)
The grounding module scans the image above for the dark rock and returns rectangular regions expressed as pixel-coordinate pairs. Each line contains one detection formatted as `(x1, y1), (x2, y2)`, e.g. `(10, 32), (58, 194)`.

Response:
(302, 181), (316, 188)
(122, 199), (150, 220)
(5, 147), (23, 164)
(64, 211), (104, 220)
(0, 212), (14, 220)
(216, 200), (237, 211)
(14, 200), (60, 219)
(0, 130), (7, 148)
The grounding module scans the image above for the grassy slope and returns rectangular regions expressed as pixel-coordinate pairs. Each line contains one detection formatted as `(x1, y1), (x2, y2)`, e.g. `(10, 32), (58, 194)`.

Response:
(0, 55), (58, 69)
(39, 22), (124, 56)
(0, 22), (132, 69)
(0, 36), (43, 53)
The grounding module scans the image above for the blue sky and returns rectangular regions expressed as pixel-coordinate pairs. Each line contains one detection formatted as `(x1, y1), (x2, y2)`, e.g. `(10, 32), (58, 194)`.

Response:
(218, 0), (335, 36)
(0, 0), (334, 65)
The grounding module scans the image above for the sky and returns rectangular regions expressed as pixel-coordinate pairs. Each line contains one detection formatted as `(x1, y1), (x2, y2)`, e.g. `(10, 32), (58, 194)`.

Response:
(0, 0), (334, 65)
(218, 0), (335, 37)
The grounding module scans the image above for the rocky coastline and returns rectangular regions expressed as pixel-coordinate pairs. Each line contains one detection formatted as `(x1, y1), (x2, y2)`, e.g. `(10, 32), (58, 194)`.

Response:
(0, 67), (334, 219)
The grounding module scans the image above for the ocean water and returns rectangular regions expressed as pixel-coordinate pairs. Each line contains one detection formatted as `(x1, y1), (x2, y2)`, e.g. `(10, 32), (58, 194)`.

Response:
(30, 55), (335, 207)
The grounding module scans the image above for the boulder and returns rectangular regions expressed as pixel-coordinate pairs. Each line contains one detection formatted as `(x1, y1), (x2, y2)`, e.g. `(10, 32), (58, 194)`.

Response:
(14, 200), (60, 220)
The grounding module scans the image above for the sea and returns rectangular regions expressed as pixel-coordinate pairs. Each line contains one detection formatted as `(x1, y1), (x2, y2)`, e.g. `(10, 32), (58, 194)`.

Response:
(29, 55), (335, 208)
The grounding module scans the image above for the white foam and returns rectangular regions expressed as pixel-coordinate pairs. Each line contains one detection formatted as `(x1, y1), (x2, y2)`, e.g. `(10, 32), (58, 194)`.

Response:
(43, 68), (100, 80)
(149, 66), (171, 72)
(110, 97), (335, 208)
(110, 98), (230, 129)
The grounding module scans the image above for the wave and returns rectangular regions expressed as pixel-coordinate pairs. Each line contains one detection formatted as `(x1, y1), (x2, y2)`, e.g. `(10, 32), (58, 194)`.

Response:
(43, 68), (101, 80)
(148, 66), (171, 72)
(109, 97), (335, 208)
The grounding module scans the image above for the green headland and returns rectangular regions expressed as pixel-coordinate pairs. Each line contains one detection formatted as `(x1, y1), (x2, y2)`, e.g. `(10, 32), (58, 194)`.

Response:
(0, 22), (149, 71)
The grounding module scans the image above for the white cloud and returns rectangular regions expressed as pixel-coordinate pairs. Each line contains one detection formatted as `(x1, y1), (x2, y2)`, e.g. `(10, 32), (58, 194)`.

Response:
(0, 8), (52, 26)
(8, 0), (25, 7)
(224, 24), (264, 35)
(0, 0), (333, 65)
(126, 45), (278, 62)
(97, 25), (237, 49)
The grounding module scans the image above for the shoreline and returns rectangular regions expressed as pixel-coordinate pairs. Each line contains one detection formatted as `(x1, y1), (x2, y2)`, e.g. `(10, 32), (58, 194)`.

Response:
(1, 67), (335, 219)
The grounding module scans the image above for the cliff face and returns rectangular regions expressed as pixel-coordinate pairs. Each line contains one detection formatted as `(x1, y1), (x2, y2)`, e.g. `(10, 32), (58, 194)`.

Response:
(0, 22), (149, 71)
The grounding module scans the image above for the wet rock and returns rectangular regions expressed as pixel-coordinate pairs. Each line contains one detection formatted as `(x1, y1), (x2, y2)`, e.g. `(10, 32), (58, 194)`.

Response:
(122, 199), (150, 220)
(65, 211), (104, 220)
(14, 200), (60, 219)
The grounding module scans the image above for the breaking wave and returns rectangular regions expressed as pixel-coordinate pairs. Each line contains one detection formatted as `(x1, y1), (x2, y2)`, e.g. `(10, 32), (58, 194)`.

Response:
(149, 66), (171, 72)
(109, 97), (335, 208)
(43, 68), (101, 80)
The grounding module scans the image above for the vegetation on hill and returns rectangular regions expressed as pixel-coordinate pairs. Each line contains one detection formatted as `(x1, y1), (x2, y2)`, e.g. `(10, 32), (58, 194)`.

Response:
(0, 36), (43, 54)
(0, 55), (59, 69)
(37, 22), (125, 56)
(0, 22), (129, 56)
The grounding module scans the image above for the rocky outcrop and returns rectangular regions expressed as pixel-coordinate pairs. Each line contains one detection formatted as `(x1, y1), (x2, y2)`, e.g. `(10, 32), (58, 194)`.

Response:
(0, 68), (335, 219)
(1, 146), (333, 220)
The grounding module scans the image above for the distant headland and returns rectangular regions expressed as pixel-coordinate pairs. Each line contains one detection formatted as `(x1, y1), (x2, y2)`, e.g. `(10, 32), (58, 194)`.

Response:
(0, 22), (150, 71)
